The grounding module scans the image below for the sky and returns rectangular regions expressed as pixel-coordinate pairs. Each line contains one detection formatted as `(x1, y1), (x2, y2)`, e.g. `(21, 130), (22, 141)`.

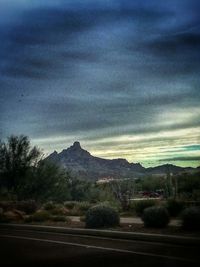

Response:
(0, 0), (200, 167)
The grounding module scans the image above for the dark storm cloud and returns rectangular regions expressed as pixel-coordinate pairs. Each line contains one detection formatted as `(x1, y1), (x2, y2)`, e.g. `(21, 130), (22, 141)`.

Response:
(0, 8), (96, 79)
(0, 0), (200, 166)
(19, 91), (199, 139)
(126, 33), (200, 81)
(0, 3), (173, 80)
(61, 51), (98, 63)
(142, 32), (200, 59)
(7, 7), (101, 45)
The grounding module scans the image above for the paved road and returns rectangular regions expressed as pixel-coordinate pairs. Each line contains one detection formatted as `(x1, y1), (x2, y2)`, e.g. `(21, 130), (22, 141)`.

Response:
(0, 227), (199, 266)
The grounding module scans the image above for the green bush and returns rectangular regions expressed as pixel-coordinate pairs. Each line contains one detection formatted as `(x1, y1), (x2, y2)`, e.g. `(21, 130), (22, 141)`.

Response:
(166, 199), (185, 217)
(133, 200), (157, 216)
(142, 206), (170, 228)
(181, 207), (200, 230)
(28, 210), (51, 222)
(98, 201), (121, 212)
(85, 204), (120, 228)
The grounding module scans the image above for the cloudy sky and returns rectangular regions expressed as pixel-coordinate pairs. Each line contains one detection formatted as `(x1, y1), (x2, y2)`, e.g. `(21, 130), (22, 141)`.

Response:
(0, 0), (200, 167)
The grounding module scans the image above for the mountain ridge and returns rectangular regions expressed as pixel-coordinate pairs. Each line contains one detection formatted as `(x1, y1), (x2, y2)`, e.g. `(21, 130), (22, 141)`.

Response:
(45, 141), (197, 180)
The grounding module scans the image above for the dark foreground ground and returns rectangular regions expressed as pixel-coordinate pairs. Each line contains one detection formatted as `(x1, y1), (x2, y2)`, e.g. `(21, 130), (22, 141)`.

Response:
(0, 227), (199, 266)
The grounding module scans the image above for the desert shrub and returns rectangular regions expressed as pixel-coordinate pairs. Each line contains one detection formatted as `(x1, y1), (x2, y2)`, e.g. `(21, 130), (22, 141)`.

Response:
(64, 201), (78, 209)
(15, 200), (38, 214)
(0, 213), (10, 223)
(166, 199), (185, 217)
(50, 205), (68, 216)
(98, 201), (121, 212)
(63, 201), (92, 215)
(43, 201), (56, 211)
(0, 189), (17, 201)
(29, 210), (51, 222)
(43, 203), (68, 215)
(80, 216), (86, 222)
(181, 207), (200, 230)
(24, 215), (32, 223)
(0, 201), (17, 211)
(67, 207), (82, 216)
(133, 200), (157, 216)
(0, 201), (11, 211)
(76, 202), (92, 212)
(85, 204), (120, 228)
(142, 206), (170, 228)
(0, 201), (38, 214)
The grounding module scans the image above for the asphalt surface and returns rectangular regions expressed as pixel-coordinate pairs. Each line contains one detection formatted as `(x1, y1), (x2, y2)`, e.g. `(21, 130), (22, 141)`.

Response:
(0, 227), (199, 266)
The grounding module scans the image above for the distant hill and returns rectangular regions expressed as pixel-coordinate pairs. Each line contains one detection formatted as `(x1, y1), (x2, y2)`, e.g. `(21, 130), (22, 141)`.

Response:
(45, 141), (196, 180)
(146, 164), (193, 174)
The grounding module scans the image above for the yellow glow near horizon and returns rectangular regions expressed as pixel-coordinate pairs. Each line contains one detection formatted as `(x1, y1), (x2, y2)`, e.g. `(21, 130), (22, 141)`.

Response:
(32, 125), (200, 168)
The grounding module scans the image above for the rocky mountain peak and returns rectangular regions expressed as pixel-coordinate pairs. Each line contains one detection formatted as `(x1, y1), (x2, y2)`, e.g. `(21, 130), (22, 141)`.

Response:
(59, 141), (90, 159)
(71, 141), (81, 149)
(45, 142), (191, 180)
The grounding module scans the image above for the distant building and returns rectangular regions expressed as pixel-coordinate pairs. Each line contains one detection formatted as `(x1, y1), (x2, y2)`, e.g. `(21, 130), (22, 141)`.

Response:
(96, 177), (115, 184)
(96, 177), (136, 184)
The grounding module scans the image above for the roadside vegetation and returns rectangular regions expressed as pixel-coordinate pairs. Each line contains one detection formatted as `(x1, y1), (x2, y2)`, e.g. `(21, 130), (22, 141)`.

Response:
(85, 204), (120, 228)
(0, 135), (200, 234)
(142, 206), (170, 228)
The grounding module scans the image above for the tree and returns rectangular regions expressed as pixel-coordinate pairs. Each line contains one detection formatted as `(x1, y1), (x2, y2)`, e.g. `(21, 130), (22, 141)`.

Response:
(0, 135), (73, 202)
(165, 168), (174, 199)
(20, 161), (71, 202)
(69, 177), (99, 202)
(0, 135), (41, 192)
(109, 179), (135, 211)
(177, 171), (200, 200)
(139, 176), (165, 192)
